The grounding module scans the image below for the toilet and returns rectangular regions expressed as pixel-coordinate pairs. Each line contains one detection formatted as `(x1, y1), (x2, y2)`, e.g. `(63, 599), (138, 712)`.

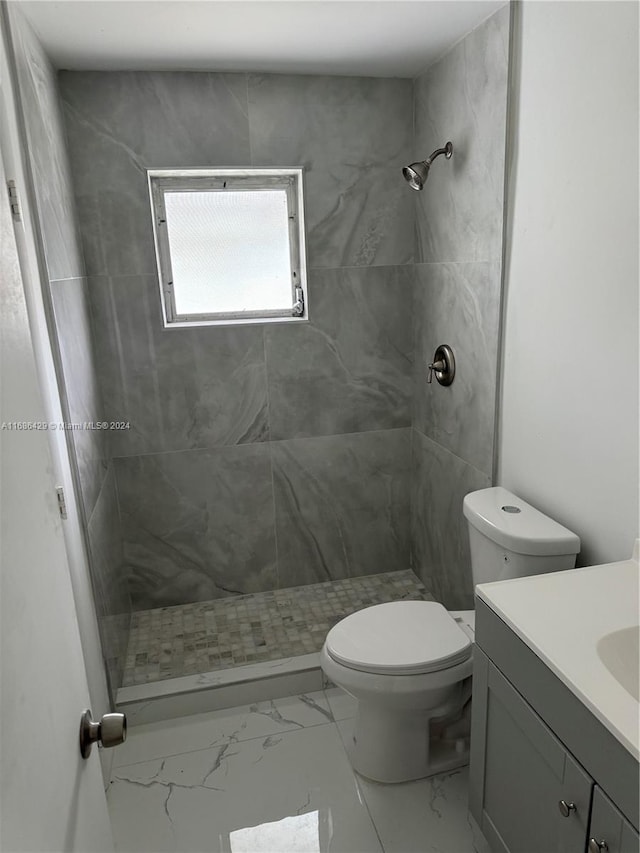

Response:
(320, 486), (580, 783)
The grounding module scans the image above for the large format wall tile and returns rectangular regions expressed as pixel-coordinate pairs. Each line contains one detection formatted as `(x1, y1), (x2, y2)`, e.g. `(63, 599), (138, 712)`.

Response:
(59, 71), (251, 277)
(414, 5), (509, 263)
(89, 275), (269, 455)
(413, 262), (500, 475)
(50, 277), (109, 518)
(87, 465), (131, 695)
(115, 445), (277, 609)
(411, 429), (490, 610)
(272, 430), (411, 588)
(266, 266), (412, 439)
(56, 40), (509, 616)
(409, 5), (509, 609)
(248, 73), (414, 268)
(11, 15), (84, 281)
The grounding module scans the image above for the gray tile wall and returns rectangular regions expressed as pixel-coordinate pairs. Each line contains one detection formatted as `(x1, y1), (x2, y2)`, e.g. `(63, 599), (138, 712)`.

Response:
(10, 12), (131, 687)
(410, 5), (510, 608)
(59, 71), (415, 609)
(86, 466), (131, 692)
(56, 5), (509, 615)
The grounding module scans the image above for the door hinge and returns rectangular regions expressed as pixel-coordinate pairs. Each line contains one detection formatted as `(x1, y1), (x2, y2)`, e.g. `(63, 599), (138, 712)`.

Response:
(56, 487), (68, 520)
(7, 180), (21, 222)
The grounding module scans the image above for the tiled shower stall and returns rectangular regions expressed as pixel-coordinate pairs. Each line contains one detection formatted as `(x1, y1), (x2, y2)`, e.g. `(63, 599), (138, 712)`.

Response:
(9, 4), (508, 698)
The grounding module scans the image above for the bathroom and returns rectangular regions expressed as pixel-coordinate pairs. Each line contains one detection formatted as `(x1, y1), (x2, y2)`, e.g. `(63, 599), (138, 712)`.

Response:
(0, 0), (637, 851)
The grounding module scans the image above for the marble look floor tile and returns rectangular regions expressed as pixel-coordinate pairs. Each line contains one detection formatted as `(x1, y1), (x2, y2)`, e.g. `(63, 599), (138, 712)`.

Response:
(323, 688), (358, 722)
(108, 723), (384, 853)
(335, 720), (474, 853)
(357, 767), (474, 853)
(114, 691), (334, 767)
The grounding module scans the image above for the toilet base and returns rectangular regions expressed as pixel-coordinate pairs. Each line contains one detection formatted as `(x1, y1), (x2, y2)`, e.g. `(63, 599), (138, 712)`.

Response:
(341, 699), (471, 784)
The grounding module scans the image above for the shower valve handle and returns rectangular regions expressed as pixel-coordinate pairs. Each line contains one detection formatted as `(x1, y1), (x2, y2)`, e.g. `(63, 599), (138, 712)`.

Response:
(427, 360), (446, 383)
(427, 345), (456, 386)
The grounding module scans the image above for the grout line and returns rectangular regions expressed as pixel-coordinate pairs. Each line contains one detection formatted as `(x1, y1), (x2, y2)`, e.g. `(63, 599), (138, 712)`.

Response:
(413, 427), (492, 481)
(113, 713), (337, 771)
(412, 259), (497, 269)
(331, 717), (388, 853)
(111, 425), (414, 462)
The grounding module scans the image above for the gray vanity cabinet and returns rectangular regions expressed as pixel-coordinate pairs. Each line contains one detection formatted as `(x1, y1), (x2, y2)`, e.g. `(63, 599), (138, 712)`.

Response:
(589, 787), (639, 853)
(470, 599), (640, 853)
(470, 648), (593, 853)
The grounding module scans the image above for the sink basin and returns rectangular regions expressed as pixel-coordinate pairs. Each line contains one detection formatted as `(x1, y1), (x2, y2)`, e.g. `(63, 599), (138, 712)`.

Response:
(597, 625), (640, 701)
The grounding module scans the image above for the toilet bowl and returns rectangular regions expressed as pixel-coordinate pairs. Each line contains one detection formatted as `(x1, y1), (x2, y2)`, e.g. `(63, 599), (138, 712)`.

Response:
(321, 486), (581, 784)
(321, 601), (475, 783)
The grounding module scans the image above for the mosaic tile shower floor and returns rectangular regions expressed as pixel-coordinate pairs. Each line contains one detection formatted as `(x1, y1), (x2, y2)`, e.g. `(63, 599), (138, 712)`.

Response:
(123, 570), (432, 687)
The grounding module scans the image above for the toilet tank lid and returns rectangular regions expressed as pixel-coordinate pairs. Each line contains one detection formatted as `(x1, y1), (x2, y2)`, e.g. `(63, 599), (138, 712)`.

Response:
(463, 487), (580, 556)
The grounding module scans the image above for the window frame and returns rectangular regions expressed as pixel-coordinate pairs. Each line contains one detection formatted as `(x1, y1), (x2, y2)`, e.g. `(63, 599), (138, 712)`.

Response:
(148, 168), (308, 328)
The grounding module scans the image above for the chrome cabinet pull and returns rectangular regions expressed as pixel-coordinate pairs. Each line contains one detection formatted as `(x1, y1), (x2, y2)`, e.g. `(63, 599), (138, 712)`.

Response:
(558, 800), (576, 817)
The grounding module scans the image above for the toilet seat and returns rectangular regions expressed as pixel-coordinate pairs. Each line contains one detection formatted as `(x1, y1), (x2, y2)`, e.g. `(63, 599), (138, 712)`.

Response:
(325, 601), (472, 676)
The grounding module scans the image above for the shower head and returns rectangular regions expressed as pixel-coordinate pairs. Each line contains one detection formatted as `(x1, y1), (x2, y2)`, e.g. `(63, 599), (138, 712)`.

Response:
(403, 141), (453, 191)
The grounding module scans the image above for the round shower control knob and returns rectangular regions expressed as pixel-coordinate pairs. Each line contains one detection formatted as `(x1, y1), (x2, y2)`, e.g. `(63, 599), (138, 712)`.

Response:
(558, 800), (576, 817)
(427, 344), (455, 386)
(588, 840), (609, 853)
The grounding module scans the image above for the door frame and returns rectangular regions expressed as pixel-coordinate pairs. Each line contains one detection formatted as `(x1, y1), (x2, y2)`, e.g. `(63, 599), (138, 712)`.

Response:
(0, 1), (113, 777)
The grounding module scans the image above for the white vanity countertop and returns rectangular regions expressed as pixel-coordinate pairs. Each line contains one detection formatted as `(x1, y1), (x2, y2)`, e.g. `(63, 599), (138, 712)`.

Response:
(476, 541), (640, 760)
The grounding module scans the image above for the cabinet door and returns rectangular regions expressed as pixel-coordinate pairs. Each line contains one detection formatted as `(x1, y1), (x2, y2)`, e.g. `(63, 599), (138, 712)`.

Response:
(470, 651), (593, 853)
(589, 786), (640, 853)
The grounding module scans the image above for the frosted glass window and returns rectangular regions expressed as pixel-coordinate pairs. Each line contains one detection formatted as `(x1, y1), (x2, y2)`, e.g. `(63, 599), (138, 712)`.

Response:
(149, 169), (307, 326)
(165, 190), (291, 314)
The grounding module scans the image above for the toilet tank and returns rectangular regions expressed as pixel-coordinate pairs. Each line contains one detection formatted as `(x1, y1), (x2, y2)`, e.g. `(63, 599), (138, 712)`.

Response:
(463, 487), (580, 586)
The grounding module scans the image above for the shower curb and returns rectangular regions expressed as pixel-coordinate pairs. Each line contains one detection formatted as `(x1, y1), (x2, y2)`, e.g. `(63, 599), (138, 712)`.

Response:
(116, 652), (325, 726)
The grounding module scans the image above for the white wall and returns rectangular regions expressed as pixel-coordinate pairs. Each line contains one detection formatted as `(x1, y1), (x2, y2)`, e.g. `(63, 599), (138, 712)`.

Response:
(3, 6), (115, 784)
(498, 0), (639, 566)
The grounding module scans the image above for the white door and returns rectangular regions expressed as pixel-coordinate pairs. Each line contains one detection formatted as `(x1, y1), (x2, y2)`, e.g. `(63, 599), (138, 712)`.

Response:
(0, 89), (114, 853)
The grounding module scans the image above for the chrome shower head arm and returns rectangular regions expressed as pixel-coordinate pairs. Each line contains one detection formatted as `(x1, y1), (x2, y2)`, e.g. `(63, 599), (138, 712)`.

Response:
(426, 141), (453, 165)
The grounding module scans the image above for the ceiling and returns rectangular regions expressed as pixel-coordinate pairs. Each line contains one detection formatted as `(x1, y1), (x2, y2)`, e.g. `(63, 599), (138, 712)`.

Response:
(16, 0), (506, 77)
